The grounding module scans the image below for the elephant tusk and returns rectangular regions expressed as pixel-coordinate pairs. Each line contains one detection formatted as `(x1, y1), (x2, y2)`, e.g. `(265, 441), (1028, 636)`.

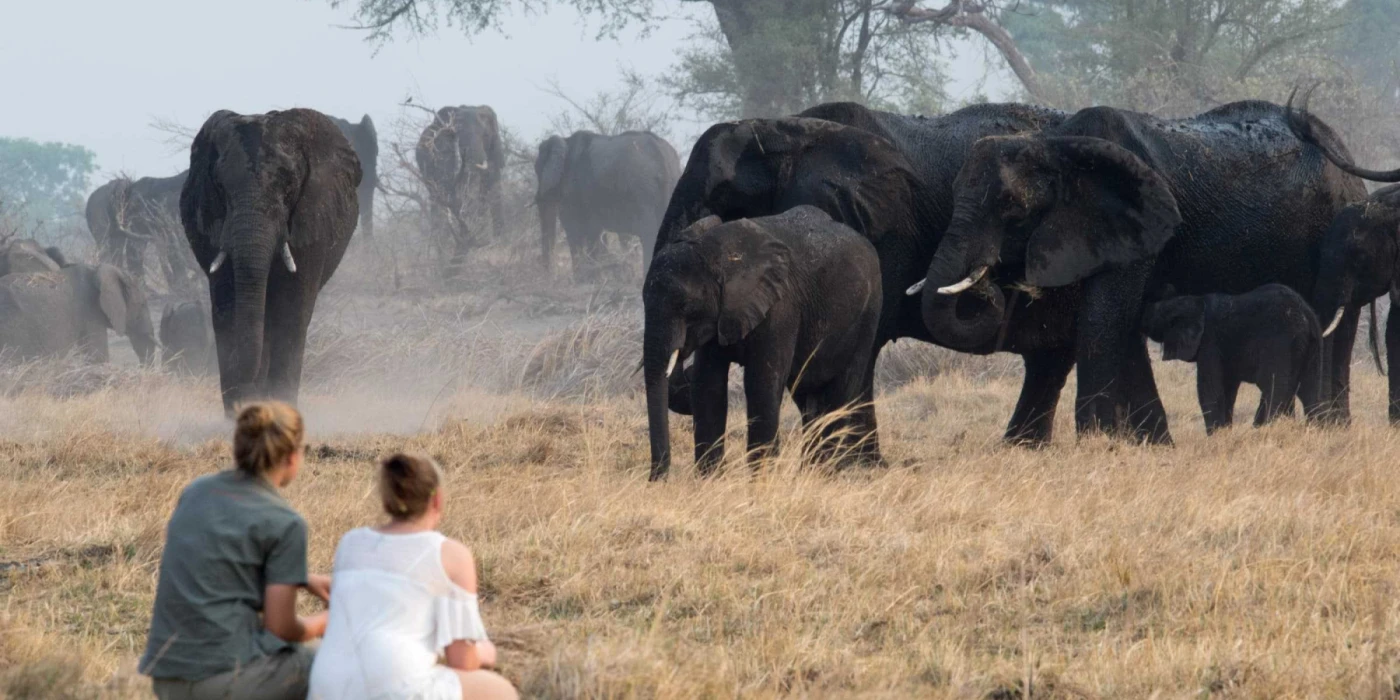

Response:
(208, 251), (227, 274)
(1322, 307), (1344, 337)
(937, 266), (988, 295)
(905, 279), (926, 296)
(474, 160), (490, 170)
(280, 243), (297, 273)
(665, 349), (679, 377)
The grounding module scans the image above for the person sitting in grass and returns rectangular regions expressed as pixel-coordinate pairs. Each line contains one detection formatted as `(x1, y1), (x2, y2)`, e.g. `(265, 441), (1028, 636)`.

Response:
(140, 401), (331, 700)
(309, 453), (517, 700)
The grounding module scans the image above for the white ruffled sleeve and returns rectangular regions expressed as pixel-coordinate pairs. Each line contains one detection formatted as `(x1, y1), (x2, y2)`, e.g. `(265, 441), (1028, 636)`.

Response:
(434, 590), (489, 650)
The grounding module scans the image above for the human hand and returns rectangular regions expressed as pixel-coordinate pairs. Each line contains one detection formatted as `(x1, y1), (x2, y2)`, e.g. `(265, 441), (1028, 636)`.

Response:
(474, 640), (498, 669)
(304, 574), (332, 603)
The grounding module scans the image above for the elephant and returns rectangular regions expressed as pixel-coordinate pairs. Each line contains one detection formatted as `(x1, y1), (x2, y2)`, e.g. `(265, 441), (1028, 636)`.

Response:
(1306, 184), (1400, 420)
(0, 238), (66, 276)
(85, 171), (197, 292)
(181, 108), (361, 414)
(906, 100), (1367, 445)
(644, 206), (882, 479)
(160, 300), (216, 376)
(534, 130), (680, 278)
(416, 105), (505, 272)
(0, 263), (156, 365)
(1141, 284), (1324, 433)
(652, 103), (1067, 445)
(330, 114), (379, 239)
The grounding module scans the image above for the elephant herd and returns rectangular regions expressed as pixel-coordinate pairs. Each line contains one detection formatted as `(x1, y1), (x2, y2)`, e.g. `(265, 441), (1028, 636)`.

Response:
(0, 102), (681, 415)
(643, 95), (1400, 477)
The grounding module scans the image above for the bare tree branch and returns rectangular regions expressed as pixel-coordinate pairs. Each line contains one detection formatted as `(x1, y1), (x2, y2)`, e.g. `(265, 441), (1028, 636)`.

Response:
(888, 0), (1044, 101)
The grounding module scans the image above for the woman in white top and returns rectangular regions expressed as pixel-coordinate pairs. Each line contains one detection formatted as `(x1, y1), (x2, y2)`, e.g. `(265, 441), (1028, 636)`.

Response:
(309, 454), (518, 700)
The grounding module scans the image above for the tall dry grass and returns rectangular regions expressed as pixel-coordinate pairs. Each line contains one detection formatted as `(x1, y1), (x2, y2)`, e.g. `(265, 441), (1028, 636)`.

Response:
(4, 234), (1400, 699)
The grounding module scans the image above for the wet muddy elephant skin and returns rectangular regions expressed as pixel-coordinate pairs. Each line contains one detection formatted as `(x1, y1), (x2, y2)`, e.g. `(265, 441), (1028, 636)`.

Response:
(181, 108), (361, 414)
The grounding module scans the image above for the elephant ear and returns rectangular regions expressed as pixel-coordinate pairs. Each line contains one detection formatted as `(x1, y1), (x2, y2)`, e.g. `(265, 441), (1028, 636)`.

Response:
(714, 221), (792, 346)
(1021, 136), (1182, 288)
(478, 107), (506, 172)
(673, 215), (723, 244)
(1160, 298), (1206, 362)
(536, 136), (568, 199)
(95, 264), (131, 332)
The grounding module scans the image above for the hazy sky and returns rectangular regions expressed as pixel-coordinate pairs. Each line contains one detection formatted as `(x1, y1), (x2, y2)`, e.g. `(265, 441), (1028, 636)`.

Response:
(1, 0), (1012, 186)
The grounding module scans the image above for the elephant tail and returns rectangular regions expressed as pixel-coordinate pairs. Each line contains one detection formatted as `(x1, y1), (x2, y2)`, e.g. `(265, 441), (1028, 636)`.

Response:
(1369, 300), (1385, 376)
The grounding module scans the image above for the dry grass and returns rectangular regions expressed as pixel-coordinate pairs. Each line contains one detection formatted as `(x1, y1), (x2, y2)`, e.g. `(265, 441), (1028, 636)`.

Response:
(4, 237), (1400, 699)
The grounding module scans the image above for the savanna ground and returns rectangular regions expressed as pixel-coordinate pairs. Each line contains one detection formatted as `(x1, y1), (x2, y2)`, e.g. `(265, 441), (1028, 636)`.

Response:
(3, 227), (1400, 699)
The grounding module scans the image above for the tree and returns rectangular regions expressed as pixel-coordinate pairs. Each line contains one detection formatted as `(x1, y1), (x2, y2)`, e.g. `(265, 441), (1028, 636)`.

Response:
(331, 0), (955, 120)
(0, 138), (97, 227)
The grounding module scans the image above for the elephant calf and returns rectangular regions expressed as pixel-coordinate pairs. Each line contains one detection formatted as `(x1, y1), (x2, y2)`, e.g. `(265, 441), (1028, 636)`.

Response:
(643, 205), (883, 479)
(160, 300), (216, 376)
(0, 263), (156, 365)
(1142, 284), (1323, 434)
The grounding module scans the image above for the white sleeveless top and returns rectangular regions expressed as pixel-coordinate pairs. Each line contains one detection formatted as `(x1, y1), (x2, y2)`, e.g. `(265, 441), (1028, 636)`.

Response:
(308, 528), (488, 700)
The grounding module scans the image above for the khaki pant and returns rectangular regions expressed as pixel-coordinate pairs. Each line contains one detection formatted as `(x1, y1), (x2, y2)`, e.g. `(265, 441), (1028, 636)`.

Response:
(151, 646), (313, 700)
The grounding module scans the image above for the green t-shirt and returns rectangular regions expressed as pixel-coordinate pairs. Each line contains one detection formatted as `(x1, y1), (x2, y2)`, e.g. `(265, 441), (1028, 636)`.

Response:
(140, 469), (309, 680)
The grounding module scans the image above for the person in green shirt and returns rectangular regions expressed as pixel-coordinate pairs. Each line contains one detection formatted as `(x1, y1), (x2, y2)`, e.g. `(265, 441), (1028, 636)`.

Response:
(141, 401), (332, 700)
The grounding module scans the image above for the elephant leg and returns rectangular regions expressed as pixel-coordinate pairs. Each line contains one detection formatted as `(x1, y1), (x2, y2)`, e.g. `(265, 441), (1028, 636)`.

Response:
(1389, 303), (1400, 424)
(490, 183), (506, 240)
(1323, 307), (1360, 425)
(1005, 347), (1075, 447)
(848, 350), (883, 464)
(207, 270), (240, 415)
(743, 356), (790, 468)
(691, 347), (729, 476)
(1197, 356), (1237, 435)
(1073, 265), (1150, 440)
(1255, 370), (1299, 427)
(265, 256), (331, 406)
(1122, 339), (1170, 444)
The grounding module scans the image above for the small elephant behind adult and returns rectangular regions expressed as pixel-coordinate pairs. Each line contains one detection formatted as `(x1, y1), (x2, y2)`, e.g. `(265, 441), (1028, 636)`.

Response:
(1142, 283), (1323, 433)
(643, 205), (883, 479)
(0, 263), (157, 365)
(160, 300), (216, 376)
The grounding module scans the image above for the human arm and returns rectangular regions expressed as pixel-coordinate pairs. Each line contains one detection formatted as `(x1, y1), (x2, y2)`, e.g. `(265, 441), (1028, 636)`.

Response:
(304, 573), (332, 603)
(264, 584), (329, 642)
(440, 538), (494, 670)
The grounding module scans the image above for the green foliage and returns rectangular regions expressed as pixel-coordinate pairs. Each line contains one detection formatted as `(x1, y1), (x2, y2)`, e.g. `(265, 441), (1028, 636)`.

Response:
(0, 137), (97, 227)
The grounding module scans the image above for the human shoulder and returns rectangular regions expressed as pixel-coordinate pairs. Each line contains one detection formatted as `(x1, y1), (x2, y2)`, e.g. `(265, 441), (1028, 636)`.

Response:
(440, 537), (478, 593)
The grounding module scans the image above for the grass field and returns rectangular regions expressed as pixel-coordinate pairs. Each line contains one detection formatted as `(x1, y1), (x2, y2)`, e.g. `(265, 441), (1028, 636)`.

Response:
(2, 237), (1399, 699)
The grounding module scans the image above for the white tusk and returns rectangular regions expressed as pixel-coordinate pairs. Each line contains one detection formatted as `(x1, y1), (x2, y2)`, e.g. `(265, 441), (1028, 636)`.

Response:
(905, 279), (926, 296)
(1322, 307), (1344, 337)
(474, 160), (489, 170)
(280, 243), (297, 273)
(208, 251), (226, 274)
(665, 349), (679, 377)
(936, 266), (988, 295)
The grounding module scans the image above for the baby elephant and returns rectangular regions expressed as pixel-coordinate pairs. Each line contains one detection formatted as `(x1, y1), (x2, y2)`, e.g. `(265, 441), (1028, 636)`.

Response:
(643, 205), (883, 479)
(1142, 283), (1323, 433)
(0, 263), (156, 365)
(160, 301), (216, 376)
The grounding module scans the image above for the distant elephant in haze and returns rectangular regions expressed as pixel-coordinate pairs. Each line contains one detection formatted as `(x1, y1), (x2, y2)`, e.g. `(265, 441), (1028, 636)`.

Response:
(0, 238), (66, 277)
(535, 130), (680, 278)
(643, 206), (882, 479)
(182, 108), (360, 413)
(330, 114), (379, 239)
(1142, 284), (1324, 433)
(160, 299), (216, 376)
(416, 105), (505, 273)
(0, 263), (156, 365)
(1307, 184), (1400, 420)
(85, 171), (198, 293)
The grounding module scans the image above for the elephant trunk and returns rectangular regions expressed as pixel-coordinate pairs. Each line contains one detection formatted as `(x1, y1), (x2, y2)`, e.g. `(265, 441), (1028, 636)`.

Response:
(225, 213), (278, 411)
(358, 181), (374, 239)
(644, 309), (686, 481)
(918, 229), (1005, 352)
(538, 198), (559, 269)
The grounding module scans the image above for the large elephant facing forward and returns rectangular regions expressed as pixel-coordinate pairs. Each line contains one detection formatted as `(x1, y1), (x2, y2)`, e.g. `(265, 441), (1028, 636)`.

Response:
(535, 130), (680, 278)
(181, 108), (361, 413)
(86, 171), (197, 292)
(416, 105), (505, 270)
(330, 114), (379, 239)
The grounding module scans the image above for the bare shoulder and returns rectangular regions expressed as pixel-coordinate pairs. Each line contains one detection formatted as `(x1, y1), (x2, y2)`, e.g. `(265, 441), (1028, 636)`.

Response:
(440, 537), (478, 592)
